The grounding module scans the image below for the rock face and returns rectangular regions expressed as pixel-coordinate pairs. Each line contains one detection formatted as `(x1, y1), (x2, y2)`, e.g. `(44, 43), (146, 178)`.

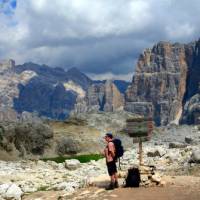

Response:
(181, 40), (200, 124)
(73, 80), (124, 114)
(181, 94), (200, 124)
(125, 40), (200, 125)
(0, 60), (92, 120)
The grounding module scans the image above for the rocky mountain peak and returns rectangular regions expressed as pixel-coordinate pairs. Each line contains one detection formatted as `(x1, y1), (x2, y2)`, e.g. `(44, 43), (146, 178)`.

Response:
(66, 67), (93, 90)
(73, 80), (124, 115)
(0, 59), (15, 73)
(125, 39), (200, 125)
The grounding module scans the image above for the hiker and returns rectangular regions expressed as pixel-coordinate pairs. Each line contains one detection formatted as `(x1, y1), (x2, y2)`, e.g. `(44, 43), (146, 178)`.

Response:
(103, 133), (119, 190)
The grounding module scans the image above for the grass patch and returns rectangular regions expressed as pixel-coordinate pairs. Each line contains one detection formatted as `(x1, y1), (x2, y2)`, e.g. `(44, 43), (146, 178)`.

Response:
(41, 154), (104, 163)
(37, 185), (49, 191)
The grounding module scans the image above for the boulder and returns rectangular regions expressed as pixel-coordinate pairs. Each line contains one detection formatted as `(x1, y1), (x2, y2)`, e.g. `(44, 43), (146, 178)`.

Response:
(147, 150), (160, 157)
(65, 159), (81, 170)
(4, 184), (23, 200)
(0, 184), (10, 196)
(146, 147), (166, 157)
(185, 136), (194, 144)
(169, 142), (187, 149)
(190, 150), (200, 163)
(151, 173), (162, 183)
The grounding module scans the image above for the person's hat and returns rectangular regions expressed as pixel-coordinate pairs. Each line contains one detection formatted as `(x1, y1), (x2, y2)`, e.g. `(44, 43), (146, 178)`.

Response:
(105, 132), (113, 138)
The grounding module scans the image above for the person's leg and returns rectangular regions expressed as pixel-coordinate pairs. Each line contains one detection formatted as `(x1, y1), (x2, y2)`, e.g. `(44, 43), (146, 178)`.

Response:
(114, 172), (118, 181)
(106, 163), (115, 190)
(111, 174), (115, 183)
(114, 172), (119, 188)
(106, 175), (115, 190)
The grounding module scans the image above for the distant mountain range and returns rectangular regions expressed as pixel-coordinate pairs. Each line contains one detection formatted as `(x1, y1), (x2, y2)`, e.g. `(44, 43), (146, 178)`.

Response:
(0, 60), (130, 120)
(1, 39), (200, 126)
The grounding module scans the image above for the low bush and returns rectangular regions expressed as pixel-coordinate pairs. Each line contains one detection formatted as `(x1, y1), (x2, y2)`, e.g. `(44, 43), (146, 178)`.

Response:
(41, 154), (104, 163)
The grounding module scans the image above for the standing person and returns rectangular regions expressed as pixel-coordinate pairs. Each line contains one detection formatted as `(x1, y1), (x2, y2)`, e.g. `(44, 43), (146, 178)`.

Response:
(103, 133), (119, 190)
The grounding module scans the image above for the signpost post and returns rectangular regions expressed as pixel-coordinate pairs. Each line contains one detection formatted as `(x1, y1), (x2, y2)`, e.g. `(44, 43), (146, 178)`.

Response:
(126, 117), (153, 166)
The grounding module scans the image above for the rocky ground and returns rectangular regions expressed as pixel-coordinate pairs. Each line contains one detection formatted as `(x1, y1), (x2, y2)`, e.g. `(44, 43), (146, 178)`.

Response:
(0, 124), (200, 199)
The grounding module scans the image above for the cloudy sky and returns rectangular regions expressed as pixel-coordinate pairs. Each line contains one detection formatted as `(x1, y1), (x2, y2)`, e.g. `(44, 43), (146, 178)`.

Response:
(0, 0), (200, 80)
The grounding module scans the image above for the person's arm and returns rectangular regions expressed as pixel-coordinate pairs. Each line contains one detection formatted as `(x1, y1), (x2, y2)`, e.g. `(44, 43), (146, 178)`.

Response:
(103, 148), (107, 156)
(108, 142), (115, 158)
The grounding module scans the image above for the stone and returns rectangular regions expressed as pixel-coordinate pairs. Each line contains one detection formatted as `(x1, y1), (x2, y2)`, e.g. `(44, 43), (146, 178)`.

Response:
(185, 136), (194, 144)
(65, 159), (81, 170)
(0, 184), (10, 195)
(4, 184), (23, 200)
(169, 142), (187, 149)
(54, 182), (79, 192)
(151, 173), (162, 183)
(147, 150), (161, 157)
(140, 175), (148, 182)
(146, 146), (166, 157)
(190, 149), (200, 163)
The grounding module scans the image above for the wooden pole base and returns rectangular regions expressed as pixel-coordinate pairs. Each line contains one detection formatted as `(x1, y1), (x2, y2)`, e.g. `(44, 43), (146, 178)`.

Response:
(139, 138), (143, 166)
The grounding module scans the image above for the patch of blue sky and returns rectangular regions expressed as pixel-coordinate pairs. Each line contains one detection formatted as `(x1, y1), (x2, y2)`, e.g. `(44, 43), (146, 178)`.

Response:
(10, 0), (16, 9)
(0, 0), (16, 15)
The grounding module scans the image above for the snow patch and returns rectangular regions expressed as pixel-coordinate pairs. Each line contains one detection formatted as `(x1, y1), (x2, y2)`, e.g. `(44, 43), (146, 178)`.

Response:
(19, 70), (38, 85)
(63, 81), (85, 98)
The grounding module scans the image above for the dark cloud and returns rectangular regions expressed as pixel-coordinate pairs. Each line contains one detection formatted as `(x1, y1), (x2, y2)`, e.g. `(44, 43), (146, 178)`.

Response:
(0, 0), (200, 80)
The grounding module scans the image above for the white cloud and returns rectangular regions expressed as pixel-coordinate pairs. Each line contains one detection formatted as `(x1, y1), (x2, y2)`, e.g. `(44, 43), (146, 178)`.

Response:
(87, 72), (133, 81)
(166, 23), (195, 40)
(0, 0), (200, 77)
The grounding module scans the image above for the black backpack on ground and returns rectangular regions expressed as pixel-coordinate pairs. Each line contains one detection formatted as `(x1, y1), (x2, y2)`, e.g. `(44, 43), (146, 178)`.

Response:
(125, 168), (140, 187)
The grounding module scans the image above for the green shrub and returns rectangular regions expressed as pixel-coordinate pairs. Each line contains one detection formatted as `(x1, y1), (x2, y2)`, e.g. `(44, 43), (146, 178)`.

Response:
(41, 154), (104, 163)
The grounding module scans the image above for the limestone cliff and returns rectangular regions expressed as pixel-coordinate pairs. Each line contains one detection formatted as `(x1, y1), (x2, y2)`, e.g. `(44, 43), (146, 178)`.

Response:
(125, 41), (191, 125)
(73, 80), (124, 114)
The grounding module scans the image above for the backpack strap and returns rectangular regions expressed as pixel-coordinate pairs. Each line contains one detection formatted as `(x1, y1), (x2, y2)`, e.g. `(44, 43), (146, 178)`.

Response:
(107, 141), (115, 159)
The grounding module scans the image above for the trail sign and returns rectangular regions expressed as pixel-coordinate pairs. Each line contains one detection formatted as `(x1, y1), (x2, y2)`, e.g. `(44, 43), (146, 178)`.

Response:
(125, 117), (154, 165)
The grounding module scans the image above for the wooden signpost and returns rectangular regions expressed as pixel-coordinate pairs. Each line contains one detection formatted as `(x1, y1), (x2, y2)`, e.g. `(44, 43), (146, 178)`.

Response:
(126, 117), (153, 166)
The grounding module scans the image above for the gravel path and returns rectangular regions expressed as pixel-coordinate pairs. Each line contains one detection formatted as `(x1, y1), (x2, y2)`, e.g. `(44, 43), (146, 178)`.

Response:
(23, 176), (200, 200)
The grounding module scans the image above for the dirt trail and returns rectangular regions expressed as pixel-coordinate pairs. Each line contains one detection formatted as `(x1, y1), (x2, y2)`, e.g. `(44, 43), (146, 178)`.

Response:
(23, 176), (200, 200)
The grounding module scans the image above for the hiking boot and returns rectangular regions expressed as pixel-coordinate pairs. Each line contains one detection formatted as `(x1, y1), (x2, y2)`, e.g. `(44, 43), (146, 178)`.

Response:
(106, 182), (115, 190)
(114, 181), (119, 188)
